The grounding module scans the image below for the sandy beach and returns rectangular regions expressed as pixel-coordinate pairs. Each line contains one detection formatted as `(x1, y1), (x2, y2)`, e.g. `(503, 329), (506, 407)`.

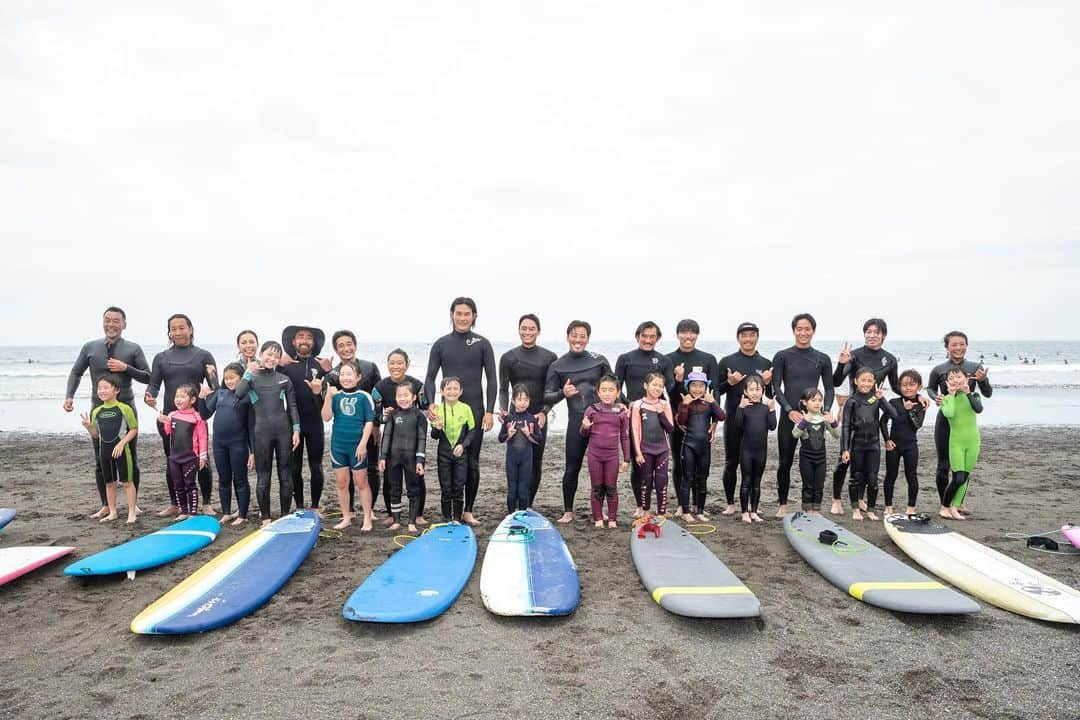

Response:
(1, 427), (1078, 720)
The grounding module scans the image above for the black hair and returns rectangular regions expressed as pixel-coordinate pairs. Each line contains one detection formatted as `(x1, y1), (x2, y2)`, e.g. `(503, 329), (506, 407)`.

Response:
(387, 347), (410, 364)
(643, 372), (665, 387)
(175, 383), (199, 403)
(675, 319), (700, 335)
(862, 318), (888, 337)
(799, 387), (824, 408)
(635, 321), (661, 340)
(899, 369), (923, 386)
(96, 373), (122, 391)
(103, 306), (126, 321)
(946, 366), (968, 378)
(853, 367), (876, 381)
(259, 341), (283, 356)
(332, 329), (357, 350)
(337, 359), (361, 376)
(518, 314), (541, 332)
(166, 313), (194, 343)
(236, 329), (258, 346)
(450, 297), (478, 327)
(222, 362), (245, 378)
(511, 383), (531, 400)
(791, 313), (817, 331)
(395, 381), (416, 396)
(440, 376), (462, 391)
(597, 373), (619, 389)
(566, 320), (591, 337)
(943, 330), (968, 348)
(744, 374), (765, 391)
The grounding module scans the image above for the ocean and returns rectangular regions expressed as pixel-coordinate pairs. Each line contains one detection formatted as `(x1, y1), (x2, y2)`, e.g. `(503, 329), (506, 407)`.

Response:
(2, 340), (1079, 434)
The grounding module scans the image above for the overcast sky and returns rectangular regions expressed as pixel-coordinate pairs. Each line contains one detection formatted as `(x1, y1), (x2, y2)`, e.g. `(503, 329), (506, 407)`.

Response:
(2, 1), (1078, 345)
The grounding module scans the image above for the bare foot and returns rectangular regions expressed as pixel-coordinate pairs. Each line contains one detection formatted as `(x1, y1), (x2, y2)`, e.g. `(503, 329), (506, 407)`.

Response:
(382, 516), (395, 527)
(632, 508), (644, 519)
(608, 520), (617, 528)
(830, 500), (843, 515)
(905, 506), (917, 515)
(742, 513), (752, 524)
(949, 508), (965, 520)
(750, 513), (765, 523)
(231, 517), (247, 526)
(462, 512), (480, 526)
(156, 506), (179, 518)
(852, 509), (863, 521)
(810, 510), (821, 516)
(261, 519), (272, 527)
(202, 505), (217, 516)
(100, 512), (118, 523)
(312, 508), (324, 520)
(360, 521), (373, 532)
(774, 504), (787, 519)
(697, 512), (711, 521)
(176, 513), (190, 521)
(883, 506), (893, 515)
(674, 508), (684, 518)
(89, 506), (108, 520)
(408, 524), (418, 533)
(557, 512), (574, 524)
(415, 516), (429, 526)
(866, 511), (879, 521)
(134, 505), (143, 516)
(594, 520), (604, 528)
(721, 505), (737, 516)
(939, 506), (952, 519)
(333, 517), (353, 531)
(389, 522), (401, 531)
(858, 499), (868, 512)
(125, 515), (138, 524)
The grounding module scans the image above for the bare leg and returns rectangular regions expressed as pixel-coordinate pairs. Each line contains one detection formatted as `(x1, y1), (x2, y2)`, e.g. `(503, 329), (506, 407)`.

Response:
(333, 468), (354, 530)
(123, 482), (138, 524)
(352, 469), (373, 531)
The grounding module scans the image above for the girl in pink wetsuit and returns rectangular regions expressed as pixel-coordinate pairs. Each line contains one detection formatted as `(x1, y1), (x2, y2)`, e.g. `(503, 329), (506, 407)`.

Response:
(631, 373), (675, 516)
(580, 375), (630, 528)
(157, 384), (209, 519)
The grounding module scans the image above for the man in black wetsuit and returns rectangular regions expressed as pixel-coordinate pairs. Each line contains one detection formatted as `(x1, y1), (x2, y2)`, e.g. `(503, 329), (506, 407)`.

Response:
(666, 319), (720, 508)
(424, 297), (497, 526)
(544, 320), (613, 523)
(714, 322), (773, 516)
(280, 325), (329, 513)
(615, 321), (675, 509)
(498, 313), (557, 508)
(771, 313), (833, 519)
(64, 306), (151, 518)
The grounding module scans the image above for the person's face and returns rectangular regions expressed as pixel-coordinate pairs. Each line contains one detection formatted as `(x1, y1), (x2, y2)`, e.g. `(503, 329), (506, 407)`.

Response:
(688, 380), (706, 399)
(677, 330), (698, 352)
(804, 394), (823, 414)
(899, 376), (921, 399)
(518, 319), (539, 348)
(737, 330), (759, 354)
(513, 394), (530, 412)
(644, 376), (665, 399)
(338, 365), (359, 389)
(237, 333), (258, 360)
(222, 370), (241, 391)
(855, 372), (876, 394)
(174, 389), (193, 410)
(395, 386), (415, 409)
(745, 381), (763, 403)
(636, 326), (659, 352)
(169, 318), (192, 347)
(335, 335), (356, 361)
(103, 311), (125, 341)
(96, 379), (118, 403)
(260, 347), (281, 369)
(293, 330), (314, 357)
(947, 372), (966, 392)
(442, 381), (462, 403)
(947, 336), (967, 363)
(597, 382), (619, 404)
(864, 324), (885, 351)
(387, 353), (408, 381)
(567, 327), (590, 353)
(792, 319), (815, 348)
(451, 304), (475, 333)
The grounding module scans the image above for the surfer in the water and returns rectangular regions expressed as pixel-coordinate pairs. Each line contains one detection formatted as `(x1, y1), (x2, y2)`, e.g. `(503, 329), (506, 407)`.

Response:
(939, 367), (983, 520)
(580, 375), (630, 528)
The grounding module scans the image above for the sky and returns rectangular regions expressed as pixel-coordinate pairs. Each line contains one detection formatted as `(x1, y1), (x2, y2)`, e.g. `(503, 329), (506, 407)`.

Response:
(1, 1), (1078, 345)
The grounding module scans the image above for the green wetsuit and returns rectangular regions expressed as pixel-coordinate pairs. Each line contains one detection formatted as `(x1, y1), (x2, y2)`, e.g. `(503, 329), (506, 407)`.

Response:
(91, 400), (138, 483)
(940, 391), (982, 506)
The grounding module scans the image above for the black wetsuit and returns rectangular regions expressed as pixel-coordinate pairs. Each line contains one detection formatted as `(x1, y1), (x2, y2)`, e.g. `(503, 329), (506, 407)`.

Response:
(379, 406), (427, 525)
(424, 330), (497, 515)
(615, 349), (676, 506)
(499, 410), (541, 512)
(281, 355), (327, 509)
(544, 350), (613, 513)
(236, 368), (299, 519)
(926, 359), (992, 504)
(674, 398), (725, 514)
(831, 345), (900, 502)
(67, 337), (150, 504)
(840, 392), (897, 510)
(372, 374), (427, 516)
(793, 414), (839, 511)
(880, 396), (926, 508)
(733, 403), (776, 514)
(715, 350), (773, 507)
(328, 358), (382, 513)
(498, 344), (557, 506)
(203, 388), (255, 518)
(147, 344), (218, 506)
(665, 347), (719, 507)
(771, 346), (833, 506)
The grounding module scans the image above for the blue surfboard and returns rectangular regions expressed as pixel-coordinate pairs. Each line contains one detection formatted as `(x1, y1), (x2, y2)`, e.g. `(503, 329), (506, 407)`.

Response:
(344, 523), (477, 623)
(131, 511), (320, 634)
(479, 510), (580, 616)
(64, 516), (220, 578)
(0, 508), (14, 532)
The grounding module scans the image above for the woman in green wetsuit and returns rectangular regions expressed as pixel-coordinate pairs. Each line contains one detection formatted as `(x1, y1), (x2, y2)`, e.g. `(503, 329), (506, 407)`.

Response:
(939, 368), (983, 520)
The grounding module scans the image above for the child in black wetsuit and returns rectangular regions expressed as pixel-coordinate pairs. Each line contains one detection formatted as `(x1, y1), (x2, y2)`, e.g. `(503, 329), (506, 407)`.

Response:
(378, 382), (428, 533)
(733, 375), (776, 524)
(79, 374), (139, 524)
(792, 387), (839, 515)
(840, 367), (898, 521)
(881, 369), (926, 515)
(498, 385), (542, 513)
(674, 371), (725, 521)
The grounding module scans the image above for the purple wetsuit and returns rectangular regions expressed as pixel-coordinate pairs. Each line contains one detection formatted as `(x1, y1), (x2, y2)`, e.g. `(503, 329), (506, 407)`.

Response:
(630, 399), (674, 514)
(582, 402), (630, 522)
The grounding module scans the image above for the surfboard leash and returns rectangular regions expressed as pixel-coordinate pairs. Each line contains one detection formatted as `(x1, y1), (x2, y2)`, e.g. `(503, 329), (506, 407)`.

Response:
(1004, 529), (1080, 555)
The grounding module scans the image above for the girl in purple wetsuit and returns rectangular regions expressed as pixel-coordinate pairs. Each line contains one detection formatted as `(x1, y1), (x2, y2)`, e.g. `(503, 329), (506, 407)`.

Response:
(580, 375), (630, 528)
(631, 373), (675, 516)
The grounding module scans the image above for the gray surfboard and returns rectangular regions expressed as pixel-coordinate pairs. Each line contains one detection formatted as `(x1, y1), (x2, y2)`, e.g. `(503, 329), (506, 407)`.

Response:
(784, 512), (978, 615)
(630, 520), (760, 618)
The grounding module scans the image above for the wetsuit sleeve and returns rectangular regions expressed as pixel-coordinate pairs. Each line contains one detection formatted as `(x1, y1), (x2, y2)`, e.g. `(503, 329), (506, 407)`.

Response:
(659, 403), (674, 432)
(710, 401), (726, 422)
(498, 416), (510, 443)
(766, 406), (777, 431)
(926, 365), (943, 402)
(792, 423), (808, 440)
(826, 420), (840, 439)
(713, 357), (731, 397)
(423, 341), (441, 411)
(430, 408), (445, 441)
(832, 360), (850, 389)
(543, 365), (564, 407)
(162, 412), (173, 436)
(969, 393), (984, 414)
(879, 407), (892, 443)
(120, 402), (138, 431)
(371, 387), (385, 424)
(614, 354), (628, 398)
(662, 357), (676, 397)
(483, 340), (497, 414)
(458, 422), (474, 450)
(977, 375), (993, 398)
(379, 414), (393, 461)
(202, 350), (219, 390)
(284, 378), (301, 431)
(527, 414), (541, 445)
(195, 416), (209, 459)
(580, 407), (594, 438)
(940, 394), (957, 420)
(821, 355), (835, 412)
(203, 390), (219, 416)
(65, 342), (92, 399)
(879, 396), (899, 420)
(620, 412), (631, 462)
(497, 352), (512, 414)
(840, 401), (854, 453)
(771, 352), (791, 413)
(887, 361), (900, 395)
(676, 403), (689, 427)
(910, 403), (926, 431)
(415, 414), (427, 464)
(733, 407), (744, 429)
(246, 403), (255, 453)
(235, 372), (253, 399)
(147, 353), (163, 399)
(629, 402), (642, 454)
(126, 346), (151, 386)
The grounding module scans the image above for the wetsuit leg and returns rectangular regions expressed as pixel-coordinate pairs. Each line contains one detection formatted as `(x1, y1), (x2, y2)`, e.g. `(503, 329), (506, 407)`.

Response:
(214, 443), (233, 516)
(629, 432), (643, 507)
(290, 437), (307, 510)
(670, 425), (685, 500)
(307, 426), (325, 509)
(562, 413), (588, 513)
(653, 450), (670, 515)
(849, 448), (866, 506)
(516, 447), (532, 511)
(692, 446), (710, 512)
(678, 444), (696, 514)
(902, 447), (918, 508)
(587, 453), (605, 521)
(750, 451), (765, 513)
(638, 454), (655, 512)
(883, 448), (900, 508)
(91, 435), (107, 505)
(739, 447), (754, 513)
(437, 441), (453, 520)
(226, 443), (251, 519)
(197, 463), (212, 506)
(254, 432), (273, 519)
(129, 435), (140, 491)
(722, 421), (742, 507)
(776, 414), (796, 505)
(603, 456), (619, 520)
(832, 459), (849, 501)
(388, 462), (404, 522)
(365, 434), (380, 512)
(158, 422), (178, 507)
(464, 401), (484, 514)
(864, 447), (881, 509)
(403, 463), (420, 525)
(811, 459), (826, 508)
(170, 452), (199, 515)
(274, 428), (293, 516)
(934, 412), (951, 504)
(798, 453), (814, 511)
(451, 455), (467, 521)
(528, 428), (547, 507)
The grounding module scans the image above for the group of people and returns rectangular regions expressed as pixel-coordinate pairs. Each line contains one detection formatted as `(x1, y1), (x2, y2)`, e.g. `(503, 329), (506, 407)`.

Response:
(63, 300), (991, 531)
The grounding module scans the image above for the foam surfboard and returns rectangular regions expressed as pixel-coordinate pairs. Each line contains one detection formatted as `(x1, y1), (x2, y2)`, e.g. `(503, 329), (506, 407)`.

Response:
(479, 510), (580, 616)
(344, 523), (477, 623)
(0, 546), (76, 586)
(0, 508), (15, 532)
(1063, 524), (1080, 551)
(130, 511), (319, 634)
(885, 514), (1080, 624)
(64, 516), (220, 579)
(785, 512), (978, 614)
(630, 519), (760, 618)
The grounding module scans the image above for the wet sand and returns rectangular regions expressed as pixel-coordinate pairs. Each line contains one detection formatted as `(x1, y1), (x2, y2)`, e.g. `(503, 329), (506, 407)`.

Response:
(1, 428), (1078, 720)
